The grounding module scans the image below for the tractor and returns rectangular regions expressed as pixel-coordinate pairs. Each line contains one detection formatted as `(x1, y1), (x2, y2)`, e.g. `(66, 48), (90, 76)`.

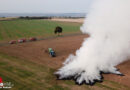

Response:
(48, 48), (56, 57)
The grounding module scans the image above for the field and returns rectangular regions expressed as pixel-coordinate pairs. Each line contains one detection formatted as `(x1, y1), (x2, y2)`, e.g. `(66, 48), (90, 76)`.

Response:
(51, 18), (84, 23)
(0, 19), (81, 41)
(0, 19), (130, 90)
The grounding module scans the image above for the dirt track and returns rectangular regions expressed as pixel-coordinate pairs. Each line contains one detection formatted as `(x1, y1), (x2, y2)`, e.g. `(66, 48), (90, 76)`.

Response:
(0, 34), (129, 88)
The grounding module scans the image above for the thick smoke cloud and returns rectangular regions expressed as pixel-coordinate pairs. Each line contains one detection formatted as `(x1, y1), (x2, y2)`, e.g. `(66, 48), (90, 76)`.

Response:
(55, 0), (130, 85)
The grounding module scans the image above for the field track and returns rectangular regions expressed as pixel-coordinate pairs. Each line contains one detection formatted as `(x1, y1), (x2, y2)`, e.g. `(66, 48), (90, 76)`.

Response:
(0, 34), (129, 89)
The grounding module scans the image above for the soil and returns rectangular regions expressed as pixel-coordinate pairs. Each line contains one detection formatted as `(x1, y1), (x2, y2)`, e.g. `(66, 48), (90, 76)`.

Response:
(0, 34), (129, 88)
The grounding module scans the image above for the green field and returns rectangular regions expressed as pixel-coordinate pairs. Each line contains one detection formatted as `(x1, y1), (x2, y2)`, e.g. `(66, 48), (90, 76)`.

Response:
(0, 52), (129, 90)
(0, 19), (81, 41)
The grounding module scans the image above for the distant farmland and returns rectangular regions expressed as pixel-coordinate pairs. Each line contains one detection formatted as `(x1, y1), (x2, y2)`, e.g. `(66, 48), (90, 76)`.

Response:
(0, 19), (82, 41)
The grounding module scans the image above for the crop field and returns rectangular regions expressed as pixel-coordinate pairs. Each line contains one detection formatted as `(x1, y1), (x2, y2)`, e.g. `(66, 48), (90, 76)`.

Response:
(0, 19), (81, 41)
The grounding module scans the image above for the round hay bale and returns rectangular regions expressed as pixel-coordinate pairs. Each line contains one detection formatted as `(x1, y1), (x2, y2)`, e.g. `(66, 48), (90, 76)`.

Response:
(29, 37), (37, 41)
(9, 40), (16, 44)
(18, 38), (26, 43)
(22, 38), (26, 42)
(18, 39), (23, 43)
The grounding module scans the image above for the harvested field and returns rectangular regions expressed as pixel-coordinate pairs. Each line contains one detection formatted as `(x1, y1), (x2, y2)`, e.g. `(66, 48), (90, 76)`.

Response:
(51, 18), (84, 23)
(0, 34), (129, 90)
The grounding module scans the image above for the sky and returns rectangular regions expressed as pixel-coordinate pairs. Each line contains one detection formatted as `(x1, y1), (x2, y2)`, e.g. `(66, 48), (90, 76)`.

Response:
(0, 0), (92, 13)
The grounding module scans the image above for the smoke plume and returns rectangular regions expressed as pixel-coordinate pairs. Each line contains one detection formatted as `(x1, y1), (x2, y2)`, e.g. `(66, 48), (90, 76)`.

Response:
(55, 0), (130, 85)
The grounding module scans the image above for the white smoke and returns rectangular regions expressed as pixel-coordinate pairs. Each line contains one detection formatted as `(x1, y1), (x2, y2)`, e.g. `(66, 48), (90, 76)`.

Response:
(55, 0), (130, 85)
